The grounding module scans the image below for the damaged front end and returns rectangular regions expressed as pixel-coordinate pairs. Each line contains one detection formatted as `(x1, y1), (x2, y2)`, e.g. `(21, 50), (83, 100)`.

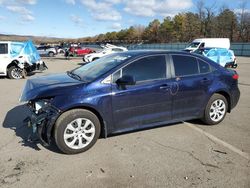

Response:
(23, 99), (61, 146)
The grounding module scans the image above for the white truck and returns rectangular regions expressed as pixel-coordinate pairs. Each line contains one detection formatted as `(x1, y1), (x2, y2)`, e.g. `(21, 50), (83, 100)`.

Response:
(0, 40), (47, 79)
(185, 38), (230, 52)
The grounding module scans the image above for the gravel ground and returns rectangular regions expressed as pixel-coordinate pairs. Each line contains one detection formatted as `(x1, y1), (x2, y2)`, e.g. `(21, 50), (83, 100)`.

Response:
(0, 56), (249, 188)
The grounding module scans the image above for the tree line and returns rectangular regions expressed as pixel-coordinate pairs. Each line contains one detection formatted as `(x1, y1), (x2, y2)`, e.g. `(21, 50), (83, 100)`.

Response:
(80, 1), (250, 43)
(2, 1), (249, 44)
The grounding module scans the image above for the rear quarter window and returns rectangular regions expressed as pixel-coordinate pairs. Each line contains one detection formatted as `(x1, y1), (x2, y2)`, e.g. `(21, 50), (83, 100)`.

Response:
(198, 59), (211, 74)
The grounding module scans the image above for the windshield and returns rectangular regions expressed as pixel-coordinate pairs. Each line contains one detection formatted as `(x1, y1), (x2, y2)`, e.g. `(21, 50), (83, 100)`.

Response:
(187, 42), (200, 48)
(72, 54), (131, 82)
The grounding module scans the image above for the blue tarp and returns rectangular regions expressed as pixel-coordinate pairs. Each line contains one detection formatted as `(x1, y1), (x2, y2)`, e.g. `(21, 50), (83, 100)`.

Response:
(10, 40), (41, 64)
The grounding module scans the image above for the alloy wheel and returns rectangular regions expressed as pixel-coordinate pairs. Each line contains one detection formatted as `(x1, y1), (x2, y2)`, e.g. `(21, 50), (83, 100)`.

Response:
(209, 99), (226, 122)
(63, 118), (95, 149)
(11, 68), (23, 79)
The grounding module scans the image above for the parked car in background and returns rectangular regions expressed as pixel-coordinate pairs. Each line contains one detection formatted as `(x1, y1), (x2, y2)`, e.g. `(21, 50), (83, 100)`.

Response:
(55, 46), (65, 54)
(83, 44), (127, 62)
(185, 38), (230, 52)
(37, 46), (57, 57)
(194, 48), (237, 68)
(21, 50), (240, 154)
(0, 40), (47, 79)
(67, 46), (95, 57)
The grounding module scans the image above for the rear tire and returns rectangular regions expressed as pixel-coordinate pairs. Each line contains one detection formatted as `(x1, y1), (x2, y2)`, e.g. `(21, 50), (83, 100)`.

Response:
(202, 94), (228, 125)
(48, 52), (54, 57)
(7, 66), (23, 79)
(54, 109), (101, 154)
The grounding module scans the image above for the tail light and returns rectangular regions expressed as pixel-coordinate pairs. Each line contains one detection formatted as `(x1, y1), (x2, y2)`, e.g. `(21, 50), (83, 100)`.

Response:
(232, 74), (239, 80)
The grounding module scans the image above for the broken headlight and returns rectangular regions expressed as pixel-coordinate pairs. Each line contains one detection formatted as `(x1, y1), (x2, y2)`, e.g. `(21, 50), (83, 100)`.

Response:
(29, 99), (52, 114)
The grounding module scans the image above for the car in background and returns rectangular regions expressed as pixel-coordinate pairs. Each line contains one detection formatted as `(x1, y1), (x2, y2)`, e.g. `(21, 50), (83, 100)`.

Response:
(21, 50), (240, 154)
(55, 46), (65, 54)
(37, 46), (57, 57)
(67, 46), (95, 56)
(194, 48), (237, 68)
(83, 44), (127, 63)
(0, 40), (47, 79)
(185, 38), (230, 52)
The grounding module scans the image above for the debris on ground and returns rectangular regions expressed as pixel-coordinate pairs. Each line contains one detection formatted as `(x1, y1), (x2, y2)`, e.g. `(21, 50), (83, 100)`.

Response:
(213, 149), (227, 155)
(100, 168), (105, 173)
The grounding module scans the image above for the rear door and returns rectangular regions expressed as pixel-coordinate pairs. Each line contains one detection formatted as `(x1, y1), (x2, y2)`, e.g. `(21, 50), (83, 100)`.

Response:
(111, 55), (173, 132)
(170, 54), (213, 119)
(0, 43), (10, 75)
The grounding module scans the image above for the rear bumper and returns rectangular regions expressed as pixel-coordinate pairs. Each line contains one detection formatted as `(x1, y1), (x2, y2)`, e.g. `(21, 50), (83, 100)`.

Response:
(230, 87), (240, 110)
(23, 103), (60, 146)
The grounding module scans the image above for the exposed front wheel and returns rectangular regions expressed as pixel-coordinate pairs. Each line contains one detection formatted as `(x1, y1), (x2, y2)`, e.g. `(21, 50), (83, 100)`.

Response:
(202, 94), (228, 125)
(7, 66), (24, 79)
(54, 109), (101, 154)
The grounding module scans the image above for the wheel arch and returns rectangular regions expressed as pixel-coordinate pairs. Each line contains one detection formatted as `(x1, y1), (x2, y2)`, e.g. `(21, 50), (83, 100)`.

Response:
(7, 60), (19, 69)
(48, 51), (55, 56)
(6, 60), (20, 75)
(214, 90), (231, 113)
(53, 105), (107, 139)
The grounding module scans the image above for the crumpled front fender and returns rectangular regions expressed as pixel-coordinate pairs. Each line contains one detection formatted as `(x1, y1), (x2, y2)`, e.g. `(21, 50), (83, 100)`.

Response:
(23, 103), (61, 146)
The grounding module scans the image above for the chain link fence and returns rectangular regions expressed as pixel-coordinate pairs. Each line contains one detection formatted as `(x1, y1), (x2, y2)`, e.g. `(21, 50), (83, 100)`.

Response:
(127, 43), (250, 56)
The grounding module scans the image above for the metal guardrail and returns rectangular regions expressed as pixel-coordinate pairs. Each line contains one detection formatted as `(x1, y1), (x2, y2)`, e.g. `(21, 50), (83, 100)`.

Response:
(231, 43), (250, 56)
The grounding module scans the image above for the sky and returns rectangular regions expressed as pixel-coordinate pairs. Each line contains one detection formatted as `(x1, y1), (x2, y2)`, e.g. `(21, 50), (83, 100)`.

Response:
(0, 0), (249, 38)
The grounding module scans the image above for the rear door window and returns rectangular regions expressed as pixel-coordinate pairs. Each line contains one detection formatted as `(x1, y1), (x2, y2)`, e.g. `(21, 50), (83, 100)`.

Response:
(172, 55), (199, 76)
(0, 43), (8, 54)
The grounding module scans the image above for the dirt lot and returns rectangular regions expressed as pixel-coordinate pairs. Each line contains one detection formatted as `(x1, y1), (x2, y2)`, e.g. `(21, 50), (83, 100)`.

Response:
(0, 56), (249, 188)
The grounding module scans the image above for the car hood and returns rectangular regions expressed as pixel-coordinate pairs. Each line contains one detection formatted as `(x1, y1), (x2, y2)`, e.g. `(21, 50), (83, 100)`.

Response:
(20, 73), (83, 102)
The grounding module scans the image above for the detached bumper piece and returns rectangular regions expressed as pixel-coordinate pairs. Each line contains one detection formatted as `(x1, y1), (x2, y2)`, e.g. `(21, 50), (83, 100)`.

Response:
(23, 104), (60, 146)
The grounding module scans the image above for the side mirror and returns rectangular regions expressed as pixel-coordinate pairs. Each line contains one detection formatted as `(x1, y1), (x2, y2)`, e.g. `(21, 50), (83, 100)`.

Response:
(116, 75), (136, 86)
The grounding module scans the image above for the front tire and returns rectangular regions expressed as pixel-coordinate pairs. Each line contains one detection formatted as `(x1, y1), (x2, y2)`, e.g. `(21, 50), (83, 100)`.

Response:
(202, 94), (228, 125)
(54, 109), (101, 154)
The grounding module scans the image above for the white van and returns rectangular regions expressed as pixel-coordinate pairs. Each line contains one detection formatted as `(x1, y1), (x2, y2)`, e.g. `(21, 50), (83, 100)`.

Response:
(185, 38), (230, 52)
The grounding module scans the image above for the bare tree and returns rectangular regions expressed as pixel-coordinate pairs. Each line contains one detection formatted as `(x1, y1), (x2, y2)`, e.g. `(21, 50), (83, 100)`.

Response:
(238, 0), (250, 41)
(196, 0), (205, 36)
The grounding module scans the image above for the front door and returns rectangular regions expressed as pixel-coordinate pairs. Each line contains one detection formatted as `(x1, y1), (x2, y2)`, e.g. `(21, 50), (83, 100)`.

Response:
(111, 55), (173, 133)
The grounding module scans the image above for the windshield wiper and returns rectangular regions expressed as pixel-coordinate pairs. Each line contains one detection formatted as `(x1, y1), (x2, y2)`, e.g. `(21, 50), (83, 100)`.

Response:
(67, 71), (82, 81)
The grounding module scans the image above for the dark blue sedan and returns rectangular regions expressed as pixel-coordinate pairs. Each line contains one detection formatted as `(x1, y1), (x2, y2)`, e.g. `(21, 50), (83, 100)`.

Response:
(20, 50), (240, 154)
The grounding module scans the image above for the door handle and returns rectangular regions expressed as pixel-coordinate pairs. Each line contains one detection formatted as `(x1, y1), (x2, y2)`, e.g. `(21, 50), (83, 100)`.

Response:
(160, 84), (171, 90)
(200, 78), (210, 84)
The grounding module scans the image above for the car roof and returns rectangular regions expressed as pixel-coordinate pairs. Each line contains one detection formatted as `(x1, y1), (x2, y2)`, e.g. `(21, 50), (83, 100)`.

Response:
(118, 50), (220, 67)
(118, 50), (192, 56)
